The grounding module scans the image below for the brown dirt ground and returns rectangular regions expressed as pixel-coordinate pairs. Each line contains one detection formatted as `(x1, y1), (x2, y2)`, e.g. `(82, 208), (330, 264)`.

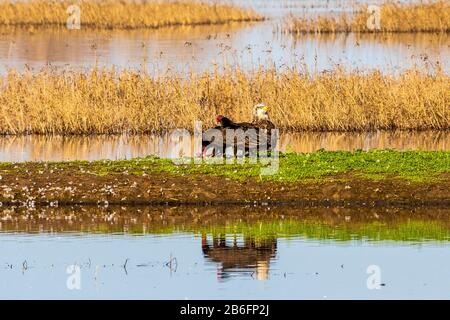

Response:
(0, 167), (449, 207)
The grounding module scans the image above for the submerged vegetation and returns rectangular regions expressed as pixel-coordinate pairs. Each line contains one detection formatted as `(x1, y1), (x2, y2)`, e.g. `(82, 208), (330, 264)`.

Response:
(0, 0), (262, 29)
(0, 67), (448, 134)
(286, 1), (450, 33)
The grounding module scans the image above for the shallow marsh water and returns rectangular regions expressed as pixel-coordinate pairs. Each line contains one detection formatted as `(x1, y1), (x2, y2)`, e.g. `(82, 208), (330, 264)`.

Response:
(1, 22), (448, 75)
(0, 206), (449, 299)
(0, 130), (448, 162)
(0, 0), (449, 300)
(0, 0), (448, 75)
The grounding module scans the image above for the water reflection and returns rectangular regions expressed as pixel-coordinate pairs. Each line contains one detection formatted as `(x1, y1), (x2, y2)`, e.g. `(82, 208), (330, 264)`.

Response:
(202, 234), (277, 280)
(1, 22), (448, 75)
(0, 130), (447, 162)
(1, 0), (448, 75)
(1, 205), (448, 241)
(0, 205), (448, 298)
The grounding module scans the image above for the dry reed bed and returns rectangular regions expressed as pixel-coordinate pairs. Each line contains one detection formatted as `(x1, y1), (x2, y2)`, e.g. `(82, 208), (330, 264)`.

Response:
(0, 0), (263, 29)
(0, 67), (448, 134)
(286, 1), (450, 33)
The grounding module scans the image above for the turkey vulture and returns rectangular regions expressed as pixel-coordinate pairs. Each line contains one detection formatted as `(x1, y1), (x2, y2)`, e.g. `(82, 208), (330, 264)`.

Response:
(201, 115), (235, 156)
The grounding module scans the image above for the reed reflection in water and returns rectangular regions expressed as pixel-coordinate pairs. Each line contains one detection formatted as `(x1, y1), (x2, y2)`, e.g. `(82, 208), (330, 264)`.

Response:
(0, 130), (448, 162)
(0, 22), (448, 75)
(0, 205), (448, 298)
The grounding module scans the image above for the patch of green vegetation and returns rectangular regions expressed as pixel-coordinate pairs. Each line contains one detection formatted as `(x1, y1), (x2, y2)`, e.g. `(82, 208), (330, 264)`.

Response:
(40, 219), (450, 242)
(0, 161), (13, 171)
(3, 150), (450, 183)
(189, 219), (450, 242)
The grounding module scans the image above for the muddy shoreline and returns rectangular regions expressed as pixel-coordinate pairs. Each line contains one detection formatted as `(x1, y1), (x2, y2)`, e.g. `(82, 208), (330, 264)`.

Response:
(1, 169), (449, 208)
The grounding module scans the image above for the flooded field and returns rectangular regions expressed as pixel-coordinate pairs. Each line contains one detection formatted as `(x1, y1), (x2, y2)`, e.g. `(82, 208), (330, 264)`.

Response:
(0, 0), (448, 302)
(0, 206), (448, 299)
(0, 0), (448, 75)
(1, 22), (448, 75)
(0, 130), (448, 162)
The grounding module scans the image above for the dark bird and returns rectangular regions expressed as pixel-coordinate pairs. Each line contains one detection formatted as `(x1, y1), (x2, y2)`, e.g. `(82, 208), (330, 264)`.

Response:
(232, 104), (277, 155)
(239, 103), (275, 131)
(201, 104), (277, 157)
(201, 115), (235, 156)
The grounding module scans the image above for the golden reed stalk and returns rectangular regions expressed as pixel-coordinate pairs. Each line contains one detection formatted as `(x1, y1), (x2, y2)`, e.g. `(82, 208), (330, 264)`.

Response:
(286, 1), (450, 33)
(0, 0), (263, 29)
(0, 67), (448, 134)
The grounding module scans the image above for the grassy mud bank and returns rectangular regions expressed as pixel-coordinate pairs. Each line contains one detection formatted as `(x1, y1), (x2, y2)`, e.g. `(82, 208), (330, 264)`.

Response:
(0, 150), (448, 207)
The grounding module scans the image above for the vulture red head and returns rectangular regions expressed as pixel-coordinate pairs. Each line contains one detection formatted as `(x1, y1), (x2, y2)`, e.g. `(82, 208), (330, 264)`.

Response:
(216, 115), (224, 124)
(215, 115), (235, 128)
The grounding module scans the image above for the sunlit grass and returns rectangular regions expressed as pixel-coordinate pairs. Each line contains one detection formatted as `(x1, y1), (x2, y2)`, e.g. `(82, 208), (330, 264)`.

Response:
(0, 67), (448, 134)
(91, 150), (450, 182)
(286, 1), (450, 33)
(0, 0), (263, 29)
(4, 150), (448, 183)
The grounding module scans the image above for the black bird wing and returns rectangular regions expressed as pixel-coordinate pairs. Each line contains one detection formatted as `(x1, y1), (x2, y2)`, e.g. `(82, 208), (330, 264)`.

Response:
(202, 125), (225, 147)
(202, 118), (277, 155)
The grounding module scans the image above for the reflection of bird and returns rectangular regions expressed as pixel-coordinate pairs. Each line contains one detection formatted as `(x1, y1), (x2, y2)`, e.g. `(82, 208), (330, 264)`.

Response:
(202, 234), (277, 281)
(201, 104), (277, 157)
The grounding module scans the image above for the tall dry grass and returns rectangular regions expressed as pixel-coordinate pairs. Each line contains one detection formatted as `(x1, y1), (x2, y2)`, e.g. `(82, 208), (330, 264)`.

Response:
(0, 0), (263, 29)
(0, 67), (448, 134)
(286, 1), (450, 33)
